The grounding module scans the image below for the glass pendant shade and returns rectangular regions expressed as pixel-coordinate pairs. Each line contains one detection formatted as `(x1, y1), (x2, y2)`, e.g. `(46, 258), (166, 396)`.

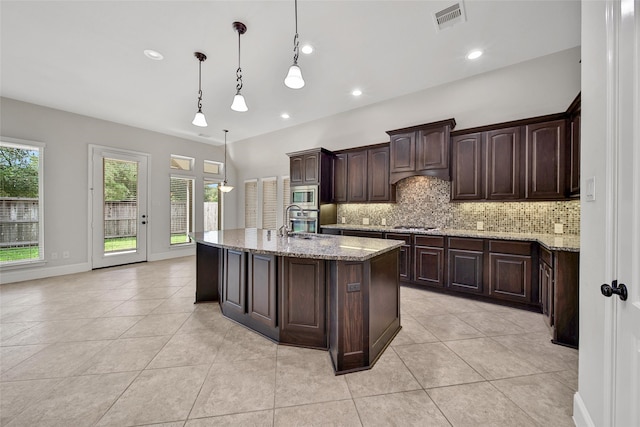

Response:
(284, 64), (305, 89)
(219, 182), (234, 193)
(230, 94), (248, 112)
(192, 110), (207, 127)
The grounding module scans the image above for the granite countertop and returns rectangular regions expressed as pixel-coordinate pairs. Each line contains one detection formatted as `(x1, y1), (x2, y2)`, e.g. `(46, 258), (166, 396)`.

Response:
(320, 224), (580, 252)
(191, 229), (404, 261)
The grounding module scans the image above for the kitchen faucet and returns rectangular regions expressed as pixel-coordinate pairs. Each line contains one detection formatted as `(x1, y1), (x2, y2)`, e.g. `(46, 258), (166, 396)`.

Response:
(278, 204), (303, 237)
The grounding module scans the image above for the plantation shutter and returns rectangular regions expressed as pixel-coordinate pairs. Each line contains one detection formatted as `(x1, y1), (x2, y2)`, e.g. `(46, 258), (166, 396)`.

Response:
(262, 178), (277, 229)
(244, 180), (257, 228)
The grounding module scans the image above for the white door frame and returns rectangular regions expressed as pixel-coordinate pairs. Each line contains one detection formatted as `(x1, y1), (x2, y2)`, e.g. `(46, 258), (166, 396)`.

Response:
(88, 145), (150, 269)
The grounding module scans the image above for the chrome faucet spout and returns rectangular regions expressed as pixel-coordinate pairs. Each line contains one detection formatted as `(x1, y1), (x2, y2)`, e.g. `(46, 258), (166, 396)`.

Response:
(279, 204), (303, 237)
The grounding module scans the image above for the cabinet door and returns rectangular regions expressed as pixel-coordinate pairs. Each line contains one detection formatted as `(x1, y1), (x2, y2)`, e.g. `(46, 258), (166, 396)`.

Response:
(414, 246), (445, 287)
(488, 253), (532, 303)
(416, 127), (449, 171)
(368, 146), (392, 201)
(451, 133), (484, 200)
(290, 156), (304, 185)
(448, 249), (484, 294)
(540, 261), (553, 326)
(280, 257), (326, 348)
(247, 253), (277, 328)
(222, 249), (246, 316)
(333, 153), (347, 203)
(303, 153), (320, 184)
(347, 151), (368, 202)
(385, 233), (412, 282)
(389, 132), (415, 173)
(486, 127), (521, 199)
(525, 120), (567, 199)
(569, 112), (581, 196)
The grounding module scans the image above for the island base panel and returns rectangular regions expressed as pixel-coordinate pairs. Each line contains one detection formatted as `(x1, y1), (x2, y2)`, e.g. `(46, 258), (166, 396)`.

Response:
(196, 243), (221, 302)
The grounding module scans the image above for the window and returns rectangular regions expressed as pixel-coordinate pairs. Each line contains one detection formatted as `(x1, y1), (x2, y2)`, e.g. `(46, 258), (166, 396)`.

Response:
(244, 179), (257, 228)
(0, 139), (44, 264)
(204, 179), (219, 231)
(204, 160), (222, 175)
(170, 155), (194, 171)
(262, 178), (277, 229)
(170, 176), (194, 245)
(282, 176), (290, 227)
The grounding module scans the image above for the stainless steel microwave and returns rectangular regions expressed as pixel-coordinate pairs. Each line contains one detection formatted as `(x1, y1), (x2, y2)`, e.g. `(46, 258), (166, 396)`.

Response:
(291, 185), (318, 207)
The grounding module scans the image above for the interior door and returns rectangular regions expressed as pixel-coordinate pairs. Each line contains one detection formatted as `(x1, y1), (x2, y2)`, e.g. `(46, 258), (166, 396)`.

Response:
(91, 146), (148, 268)
(612, 1), (640, 425)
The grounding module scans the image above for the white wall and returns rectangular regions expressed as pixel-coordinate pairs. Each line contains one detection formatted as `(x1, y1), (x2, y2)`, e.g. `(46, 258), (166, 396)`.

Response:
(573, 1), (607, 426)
(229, 47), (581, 227)
(0, 97), (238, 283)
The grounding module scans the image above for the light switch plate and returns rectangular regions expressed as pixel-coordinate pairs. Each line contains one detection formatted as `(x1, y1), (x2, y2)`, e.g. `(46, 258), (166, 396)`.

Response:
(585, 176), (596, 202)
(341, 217), (346, 224)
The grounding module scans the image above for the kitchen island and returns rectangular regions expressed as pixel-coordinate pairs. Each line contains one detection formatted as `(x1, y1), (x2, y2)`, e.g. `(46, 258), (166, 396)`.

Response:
(192, 229), (403, 374)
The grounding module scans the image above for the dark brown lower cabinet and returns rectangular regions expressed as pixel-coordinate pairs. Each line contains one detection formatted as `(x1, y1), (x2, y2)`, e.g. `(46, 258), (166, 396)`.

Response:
(196, 243), (221, 302)
(447, 238), (484, 294)
(280, 257), (327, 348)
(247, 254), (277, 329)
(488, 240), (534, 304)
(539, 247), (554, 326)
(551, 251), (579, 348)
(413, 236), (445, 288)
(222, 249), (247, 318)
(385, 233), (412, 282)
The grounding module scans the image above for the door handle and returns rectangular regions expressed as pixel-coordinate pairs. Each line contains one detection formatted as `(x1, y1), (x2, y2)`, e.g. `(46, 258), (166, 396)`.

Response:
(601, 280), (628, 301)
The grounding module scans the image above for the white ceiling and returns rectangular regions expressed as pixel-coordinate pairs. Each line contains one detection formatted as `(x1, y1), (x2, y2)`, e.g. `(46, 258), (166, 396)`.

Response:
(0, 1), (581, 146)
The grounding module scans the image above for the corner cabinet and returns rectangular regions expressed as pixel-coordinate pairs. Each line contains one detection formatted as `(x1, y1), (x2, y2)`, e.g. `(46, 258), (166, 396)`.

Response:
(387, 118), (456, 184)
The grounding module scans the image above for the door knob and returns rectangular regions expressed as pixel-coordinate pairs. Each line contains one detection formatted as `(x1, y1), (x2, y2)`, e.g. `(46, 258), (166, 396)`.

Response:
(601, 280), (628, 301)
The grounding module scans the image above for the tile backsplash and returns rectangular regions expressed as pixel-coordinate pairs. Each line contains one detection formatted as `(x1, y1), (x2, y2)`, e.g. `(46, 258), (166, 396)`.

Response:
(336, 176), (580, 235)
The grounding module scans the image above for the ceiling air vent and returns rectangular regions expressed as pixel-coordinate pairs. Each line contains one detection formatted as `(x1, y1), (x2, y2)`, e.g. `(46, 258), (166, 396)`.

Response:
(434, 2), (466, 31)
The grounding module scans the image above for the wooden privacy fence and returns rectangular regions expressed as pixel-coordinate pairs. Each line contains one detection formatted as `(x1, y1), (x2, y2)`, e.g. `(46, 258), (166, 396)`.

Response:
(0, 198), (38, 247)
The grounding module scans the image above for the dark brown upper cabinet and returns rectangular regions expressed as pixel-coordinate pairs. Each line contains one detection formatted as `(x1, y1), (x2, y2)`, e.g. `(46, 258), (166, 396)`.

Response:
(486, 127), (521, 200)
(451, 133), (484, 200)
(525, 119), (566, 200)
(332, 143), (395, 203)
(288, 148), (334, 203)
(567, 93), (581, 197)
(387, 118), (456, 183)
(451, 111), (574, 202)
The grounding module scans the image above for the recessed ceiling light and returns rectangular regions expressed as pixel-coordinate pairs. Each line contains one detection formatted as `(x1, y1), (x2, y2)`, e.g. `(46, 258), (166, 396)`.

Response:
(143, 49), (164, 60)
(352, 89), (363, 97)
(301, 44), (313, 54)
(466, 49), (483, 60)
(281, 113), (290, 119)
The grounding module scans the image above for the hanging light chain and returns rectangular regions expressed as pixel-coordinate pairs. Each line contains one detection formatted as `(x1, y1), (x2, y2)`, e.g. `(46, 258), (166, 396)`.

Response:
(236, 30), (243, 93)
(292, 0), (300, 64)
(197, 60), (203, 110)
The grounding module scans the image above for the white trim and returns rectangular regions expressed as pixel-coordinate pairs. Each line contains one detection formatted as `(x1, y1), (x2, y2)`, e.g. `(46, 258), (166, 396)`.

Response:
(0, 262), (91, 284)
(573, 392), (597, 427)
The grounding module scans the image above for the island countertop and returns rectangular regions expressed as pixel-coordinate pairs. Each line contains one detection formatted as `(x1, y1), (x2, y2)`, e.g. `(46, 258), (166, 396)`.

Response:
(191, 229), (404, 261)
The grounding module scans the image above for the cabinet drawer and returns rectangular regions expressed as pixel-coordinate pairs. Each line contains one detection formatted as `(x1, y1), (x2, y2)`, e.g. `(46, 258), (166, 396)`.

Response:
(414, 235), (444, 247)
(540, 246), (553, 265)
(385, 233), (412, 245)
(343, 230), (384, 238)
(448, 237), (483, 251)
(489, 240), (531, 255)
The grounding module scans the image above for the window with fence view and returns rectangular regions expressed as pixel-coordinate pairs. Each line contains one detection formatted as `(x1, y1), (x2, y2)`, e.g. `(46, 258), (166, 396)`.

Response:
(103, 158), (139, 253)
(0, 141), (43, 264)
(171, 176), (194, 245)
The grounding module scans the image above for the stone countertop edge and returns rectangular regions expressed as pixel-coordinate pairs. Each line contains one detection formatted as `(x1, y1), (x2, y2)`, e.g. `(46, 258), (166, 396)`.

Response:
(320, 224), (580, 252)
(191, 229), (404, 261)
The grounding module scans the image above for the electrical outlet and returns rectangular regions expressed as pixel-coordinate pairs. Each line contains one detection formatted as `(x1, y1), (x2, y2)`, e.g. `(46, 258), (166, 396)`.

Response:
(381, 218), (387, 226)
(341, 217), (346, 224)
(554, 223), (564, 234)
(476, 221), (484, 231)
(51, 252), (58, 260)
(362, 218), (370, 225)
(62, 251), (70, 259)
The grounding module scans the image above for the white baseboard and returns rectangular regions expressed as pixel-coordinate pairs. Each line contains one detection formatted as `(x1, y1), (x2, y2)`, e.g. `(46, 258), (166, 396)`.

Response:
(573, 392), (596, 427)
(0, 262), (91, 284)
(148, 246), (196, 262)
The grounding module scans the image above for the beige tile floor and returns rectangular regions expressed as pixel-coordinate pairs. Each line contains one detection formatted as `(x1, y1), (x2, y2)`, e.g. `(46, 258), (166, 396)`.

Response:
(0, 256), (578, 426)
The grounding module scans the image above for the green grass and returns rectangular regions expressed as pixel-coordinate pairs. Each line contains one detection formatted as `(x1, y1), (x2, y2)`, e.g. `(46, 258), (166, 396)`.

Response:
(104, 237), (137, 252)
(171, 234), (191, 245)
(0, 246), (40, 262)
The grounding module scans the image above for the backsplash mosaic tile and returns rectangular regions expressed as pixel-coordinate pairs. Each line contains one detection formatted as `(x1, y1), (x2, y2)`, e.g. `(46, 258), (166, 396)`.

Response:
(337, 176), (580, 235)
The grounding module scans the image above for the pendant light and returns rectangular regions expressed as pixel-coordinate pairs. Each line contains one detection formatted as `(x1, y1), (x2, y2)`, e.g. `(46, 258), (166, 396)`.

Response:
(284, 0), (305, 89)
(230, 22), (249, 112)
(219, 130), (234, 193)
(192, 52), (208, 127)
